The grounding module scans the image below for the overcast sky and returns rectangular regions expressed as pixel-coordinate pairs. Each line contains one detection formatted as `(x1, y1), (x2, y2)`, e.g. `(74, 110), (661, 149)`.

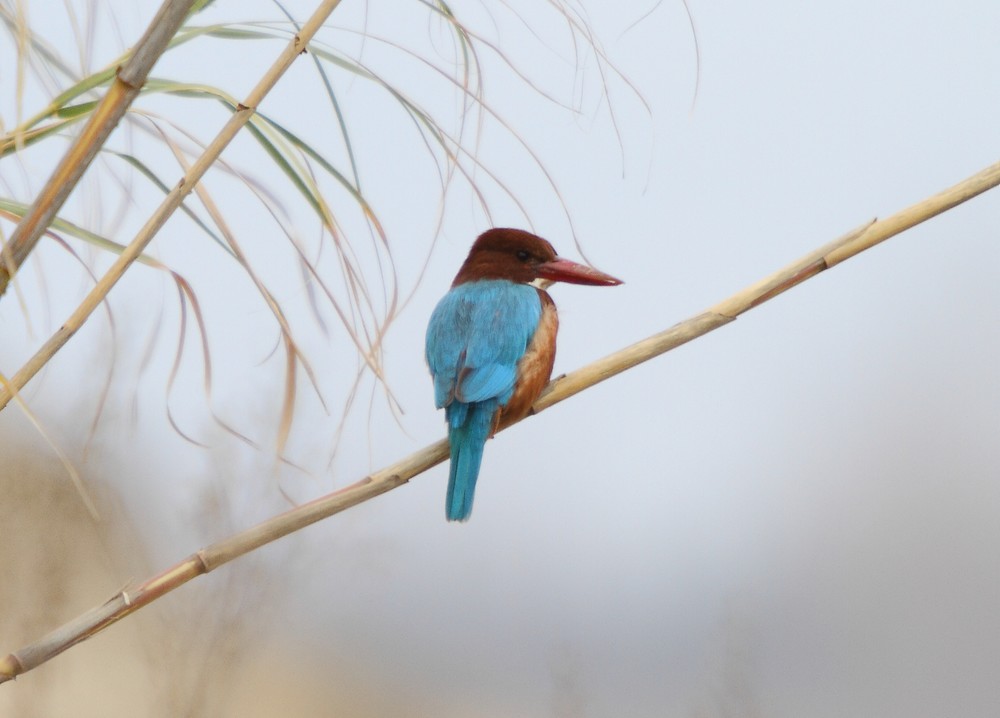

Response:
(1, 1), (999, 716)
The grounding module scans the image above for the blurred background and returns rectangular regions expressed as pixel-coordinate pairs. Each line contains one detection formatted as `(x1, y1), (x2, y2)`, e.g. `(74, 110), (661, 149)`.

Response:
(1, 1), (999, 716)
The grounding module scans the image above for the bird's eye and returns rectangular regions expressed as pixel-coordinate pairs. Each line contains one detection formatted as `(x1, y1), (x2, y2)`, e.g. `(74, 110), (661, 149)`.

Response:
(516, 250), (530, 262)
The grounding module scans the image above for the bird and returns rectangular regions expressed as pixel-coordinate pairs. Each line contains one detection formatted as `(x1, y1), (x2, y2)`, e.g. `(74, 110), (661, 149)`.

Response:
(425, 228), (622, 521)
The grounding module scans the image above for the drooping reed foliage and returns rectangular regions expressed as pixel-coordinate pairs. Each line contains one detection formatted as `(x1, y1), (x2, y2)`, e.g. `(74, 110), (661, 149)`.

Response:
(0, 0), (635, 460)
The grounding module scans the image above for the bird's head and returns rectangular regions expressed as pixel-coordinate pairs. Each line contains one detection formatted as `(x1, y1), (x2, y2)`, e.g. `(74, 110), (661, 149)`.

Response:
(452, 228), (623, 287)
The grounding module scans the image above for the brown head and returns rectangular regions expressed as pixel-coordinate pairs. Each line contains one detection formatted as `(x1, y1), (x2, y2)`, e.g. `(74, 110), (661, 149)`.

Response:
(452, 228), (623, 287)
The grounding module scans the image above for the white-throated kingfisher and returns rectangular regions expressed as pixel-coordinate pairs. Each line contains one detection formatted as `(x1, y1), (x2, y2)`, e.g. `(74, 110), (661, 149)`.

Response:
(425, 228), (622, 521)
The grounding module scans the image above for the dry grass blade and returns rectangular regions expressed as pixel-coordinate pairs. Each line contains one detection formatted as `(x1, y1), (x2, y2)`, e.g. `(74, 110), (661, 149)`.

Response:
(2, 157), (997, 684)
(0, 0), (198, 296)
(0, 0), (346, 416)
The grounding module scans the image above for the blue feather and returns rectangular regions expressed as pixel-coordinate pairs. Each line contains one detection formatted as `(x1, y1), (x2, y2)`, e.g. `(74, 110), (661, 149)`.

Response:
(426, 280), (542, 521)
(444, 399), (497, 521)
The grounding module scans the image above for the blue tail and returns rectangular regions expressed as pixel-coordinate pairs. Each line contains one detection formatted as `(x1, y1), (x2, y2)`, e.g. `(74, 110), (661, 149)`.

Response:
(445, 401), (498, 521)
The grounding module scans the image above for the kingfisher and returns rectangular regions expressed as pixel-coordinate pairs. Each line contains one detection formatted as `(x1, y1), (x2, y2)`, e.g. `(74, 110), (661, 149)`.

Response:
(425, 228), (622, 521)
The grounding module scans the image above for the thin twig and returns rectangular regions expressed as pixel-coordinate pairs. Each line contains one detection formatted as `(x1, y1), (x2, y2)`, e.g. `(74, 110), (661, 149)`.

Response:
(0, 0), (345, 416)
(0, 0), (198, 296)
(2, 157), (997, 684)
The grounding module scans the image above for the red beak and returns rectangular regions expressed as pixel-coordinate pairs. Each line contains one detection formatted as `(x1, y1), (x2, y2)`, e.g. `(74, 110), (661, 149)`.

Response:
(535, 257), (623, 286)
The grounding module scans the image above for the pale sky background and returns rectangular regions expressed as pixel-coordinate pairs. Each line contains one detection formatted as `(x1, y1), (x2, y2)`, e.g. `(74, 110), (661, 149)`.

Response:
(1, 1), (999, 716)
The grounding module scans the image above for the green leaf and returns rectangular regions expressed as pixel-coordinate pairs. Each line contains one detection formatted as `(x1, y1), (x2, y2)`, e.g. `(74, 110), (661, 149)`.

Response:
(0, 199), (162, 268)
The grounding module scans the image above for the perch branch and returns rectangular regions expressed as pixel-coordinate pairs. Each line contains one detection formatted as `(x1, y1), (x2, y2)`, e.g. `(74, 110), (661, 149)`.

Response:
(2, 157), (998, 683)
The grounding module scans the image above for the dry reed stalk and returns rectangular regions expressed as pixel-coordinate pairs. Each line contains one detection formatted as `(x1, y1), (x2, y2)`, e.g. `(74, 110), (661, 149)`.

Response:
(2, 157), (998, 684)
(0, 0), (197, 296)
(0, 0), (345, 415)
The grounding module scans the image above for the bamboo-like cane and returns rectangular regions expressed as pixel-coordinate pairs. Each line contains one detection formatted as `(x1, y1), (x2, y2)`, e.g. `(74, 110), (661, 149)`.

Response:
(1, 157), (998, 684)
(0, 0), (197, 296)
(0, 0), (345, 415)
